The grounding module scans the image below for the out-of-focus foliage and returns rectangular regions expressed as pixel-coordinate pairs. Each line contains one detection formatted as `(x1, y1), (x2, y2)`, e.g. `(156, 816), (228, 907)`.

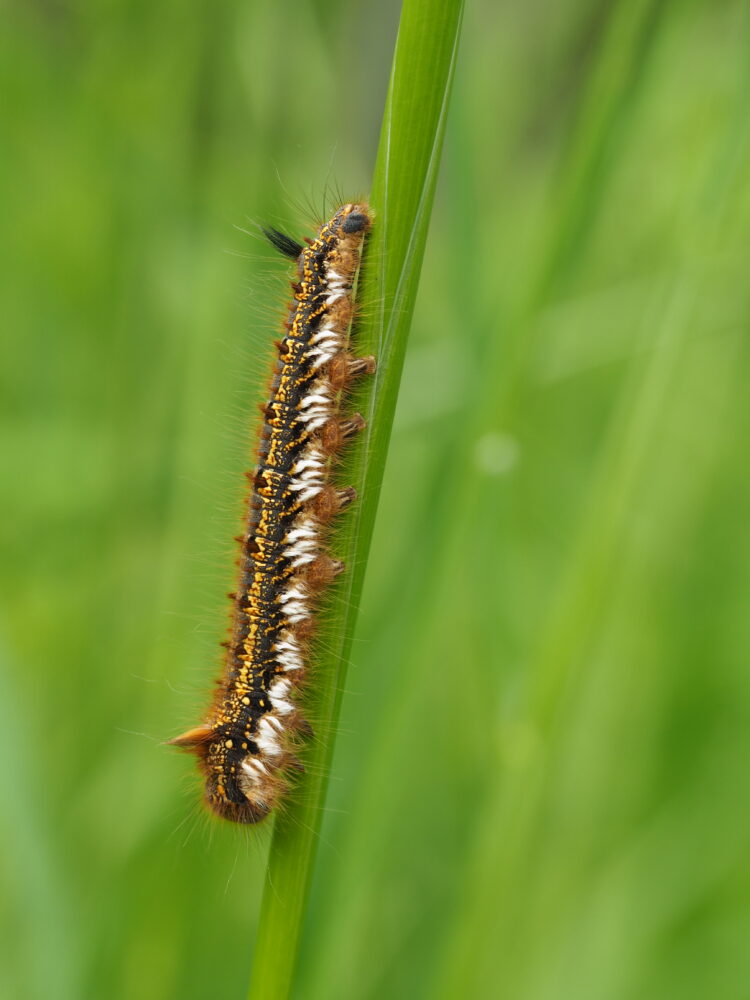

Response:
(2, 1), (749, 998)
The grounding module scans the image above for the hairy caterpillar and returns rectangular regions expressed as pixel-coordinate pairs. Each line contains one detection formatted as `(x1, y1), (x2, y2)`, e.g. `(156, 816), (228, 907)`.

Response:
(170, 202), (374, 823)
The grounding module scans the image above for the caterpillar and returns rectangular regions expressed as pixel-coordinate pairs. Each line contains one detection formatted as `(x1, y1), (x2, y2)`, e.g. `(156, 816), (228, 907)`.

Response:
(170, 202), (375, 824)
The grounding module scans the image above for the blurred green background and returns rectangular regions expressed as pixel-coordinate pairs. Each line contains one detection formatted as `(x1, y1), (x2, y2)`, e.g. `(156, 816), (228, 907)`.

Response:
(3, 0), (750, 997)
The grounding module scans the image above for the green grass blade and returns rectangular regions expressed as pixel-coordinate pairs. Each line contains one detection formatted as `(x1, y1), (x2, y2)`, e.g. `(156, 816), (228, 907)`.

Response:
(247, 1), (465, 997)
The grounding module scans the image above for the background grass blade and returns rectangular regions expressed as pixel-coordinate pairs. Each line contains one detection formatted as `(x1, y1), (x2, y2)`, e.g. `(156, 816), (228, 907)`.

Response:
(5, 2), (750, 997)
(247, 1), (465, 997)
